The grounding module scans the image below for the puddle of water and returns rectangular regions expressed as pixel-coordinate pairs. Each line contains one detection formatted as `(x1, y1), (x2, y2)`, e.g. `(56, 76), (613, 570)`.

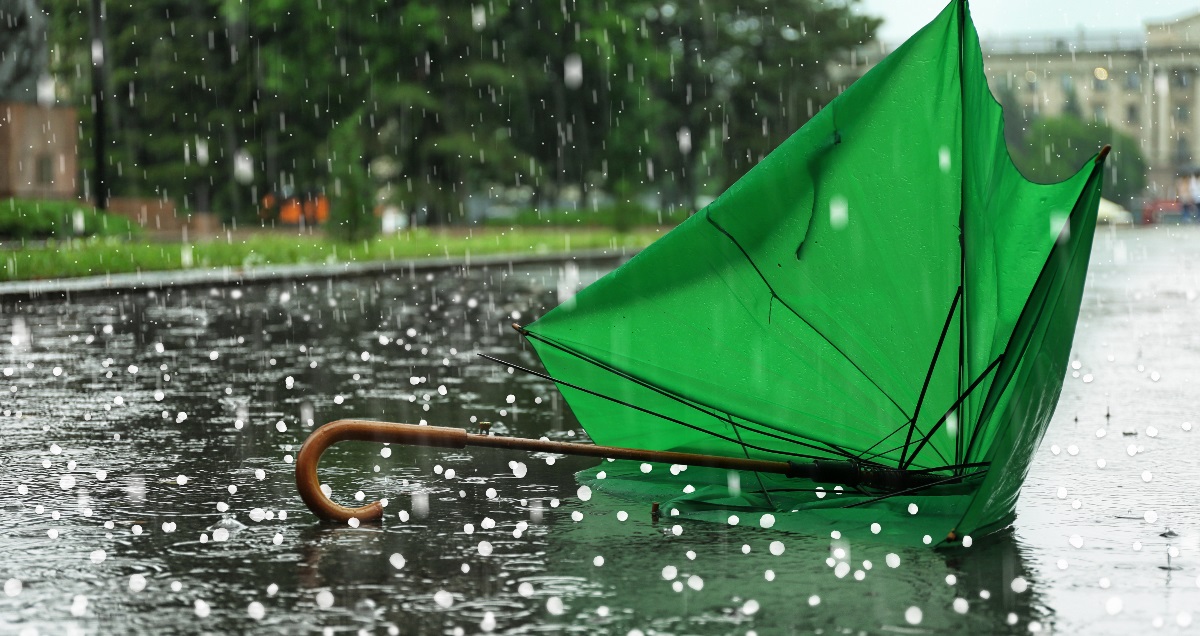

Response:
(0, 227), (1198, 634)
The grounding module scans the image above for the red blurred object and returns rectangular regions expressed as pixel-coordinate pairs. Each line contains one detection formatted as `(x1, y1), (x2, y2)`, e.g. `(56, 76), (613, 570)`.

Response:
(1142, 199), (1180, 224)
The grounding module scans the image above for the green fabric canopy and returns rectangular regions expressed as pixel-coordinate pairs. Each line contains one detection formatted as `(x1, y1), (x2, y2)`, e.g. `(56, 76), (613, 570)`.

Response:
(522, 0), (1104, 544)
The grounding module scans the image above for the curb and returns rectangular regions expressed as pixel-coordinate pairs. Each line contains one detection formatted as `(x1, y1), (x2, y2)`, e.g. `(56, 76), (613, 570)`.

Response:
(0, 247), (638, 300)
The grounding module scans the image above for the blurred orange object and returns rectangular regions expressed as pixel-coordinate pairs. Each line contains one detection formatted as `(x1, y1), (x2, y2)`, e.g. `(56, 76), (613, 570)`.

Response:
(279, 197), (303, 224)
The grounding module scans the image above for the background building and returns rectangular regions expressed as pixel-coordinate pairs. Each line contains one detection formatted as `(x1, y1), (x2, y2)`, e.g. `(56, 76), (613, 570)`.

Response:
(0, 101), (78, 200)
(837, 11), (1200, 203)
(983, 13), (1200, 199)
(0, 0), (78, 201)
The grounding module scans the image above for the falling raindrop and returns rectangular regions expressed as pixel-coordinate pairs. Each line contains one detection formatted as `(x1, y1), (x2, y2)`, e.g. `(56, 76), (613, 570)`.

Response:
(564, 55), (583, 89)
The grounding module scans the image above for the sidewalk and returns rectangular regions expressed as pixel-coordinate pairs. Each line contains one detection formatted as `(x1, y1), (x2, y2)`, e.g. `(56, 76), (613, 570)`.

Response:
(0, 247), (635, 299)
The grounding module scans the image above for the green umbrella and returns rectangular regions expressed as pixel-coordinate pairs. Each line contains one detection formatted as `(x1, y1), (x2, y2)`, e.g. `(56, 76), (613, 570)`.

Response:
(516, 0), (1106, 546)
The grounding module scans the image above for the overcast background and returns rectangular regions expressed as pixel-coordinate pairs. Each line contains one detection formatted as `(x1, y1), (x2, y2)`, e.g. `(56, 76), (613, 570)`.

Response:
(861, 0), (1200, 42)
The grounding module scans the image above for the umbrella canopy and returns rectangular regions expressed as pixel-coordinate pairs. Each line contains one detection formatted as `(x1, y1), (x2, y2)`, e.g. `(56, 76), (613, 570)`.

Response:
(521, 0), (1104, 544)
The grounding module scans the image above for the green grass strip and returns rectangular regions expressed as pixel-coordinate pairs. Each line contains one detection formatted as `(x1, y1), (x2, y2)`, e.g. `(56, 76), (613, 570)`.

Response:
(0, 227), (668, 282)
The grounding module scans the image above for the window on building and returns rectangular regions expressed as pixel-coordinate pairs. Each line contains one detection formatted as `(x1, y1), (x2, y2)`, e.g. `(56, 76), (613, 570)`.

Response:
(1177, 136), (1191, 164)
(1177, 71), (1192, 88)
(1061, 73), (1073, 91)
(35, 155), (54, 186)
(1177, 103), (1191, 122)
(1093, 77), (1108, 92)
(1094, 105), (1107, 123)
(1126, 72), (1141, 91)
(1127, 104), (1139, 123)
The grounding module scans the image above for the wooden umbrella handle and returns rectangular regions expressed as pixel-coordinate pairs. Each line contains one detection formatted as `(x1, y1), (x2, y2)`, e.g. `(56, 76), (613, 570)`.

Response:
(293, 418), (791, 522)
(296, 419), (961, 523)
(294, 419), (467, 523)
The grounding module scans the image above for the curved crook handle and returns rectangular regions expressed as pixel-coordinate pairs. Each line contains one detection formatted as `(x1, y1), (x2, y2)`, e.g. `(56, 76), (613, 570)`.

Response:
(295, 419), (467, 523)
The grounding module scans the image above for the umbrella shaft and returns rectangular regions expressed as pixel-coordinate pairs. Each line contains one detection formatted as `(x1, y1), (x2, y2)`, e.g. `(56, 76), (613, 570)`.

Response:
(295, 420), (954, 523)
(471, 428), (791, 474)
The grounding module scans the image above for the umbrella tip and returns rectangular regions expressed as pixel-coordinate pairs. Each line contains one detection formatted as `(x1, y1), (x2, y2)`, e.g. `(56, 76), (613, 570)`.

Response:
(511, 323), (527, 334)
(1096, 145), (1112, 164)
(945, 529), (959, 543)
(651, 502), (661, 521)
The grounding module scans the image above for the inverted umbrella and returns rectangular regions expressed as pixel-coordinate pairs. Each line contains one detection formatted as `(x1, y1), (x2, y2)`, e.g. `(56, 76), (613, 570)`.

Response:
(297, 0), (1106, 546)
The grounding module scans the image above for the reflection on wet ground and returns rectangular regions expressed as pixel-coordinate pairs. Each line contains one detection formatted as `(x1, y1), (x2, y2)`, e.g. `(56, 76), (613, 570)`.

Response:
(0, 226), (1196, 634)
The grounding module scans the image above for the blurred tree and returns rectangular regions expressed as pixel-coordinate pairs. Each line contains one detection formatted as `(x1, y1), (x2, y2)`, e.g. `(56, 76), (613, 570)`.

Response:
(325, 116), (375, 242)
(46, 0), (264, 220)
(42, 0), (881, 227)
(627, 0), (880, 210)
(1012, 115), (1147, 206)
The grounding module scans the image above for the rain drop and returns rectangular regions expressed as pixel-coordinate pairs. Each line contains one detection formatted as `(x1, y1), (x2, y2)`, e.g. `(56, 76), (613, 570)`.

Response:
(316, 590), (334, 609)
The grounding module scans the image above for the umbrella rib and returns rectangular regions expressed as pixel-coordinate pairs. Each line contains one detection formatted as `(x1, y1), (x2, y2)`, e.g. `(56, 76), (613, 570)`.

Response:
(956, 0), (971, 478)
(507, 333), (863, 462)
(723, 411), (777, 509)
(856, 423), (951, 468)
(960, 287), (1054, 466)
(912, 460), (990, 473)
(477, 353), (832, 462)
(705, 213), (914, 422)
(842, 469), (987, 509)
(900, 353), (1006, 470)
(897, 287), (961, 466)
